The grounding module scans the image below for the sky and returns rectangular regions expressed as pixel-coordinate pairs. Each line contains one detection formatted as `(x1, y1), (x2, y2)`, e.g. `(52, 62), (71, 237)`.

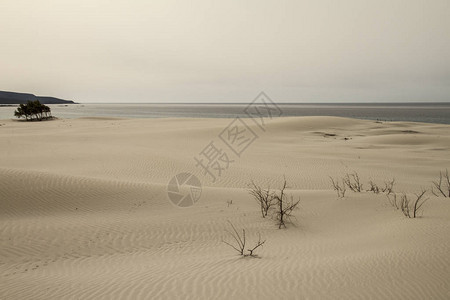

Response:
(1, 0), (449, 103)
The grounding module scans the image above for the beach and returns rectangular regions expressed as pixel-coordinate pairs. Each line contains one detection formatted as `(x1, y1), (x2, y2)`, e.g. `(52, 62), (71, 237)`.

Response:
(1, 116), (449, 299)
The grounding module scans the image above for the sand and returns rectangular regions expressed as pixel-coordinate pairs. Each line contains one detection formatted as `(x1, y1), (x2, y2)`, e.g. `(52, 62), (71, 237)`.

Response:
(1, 116), (449, 299)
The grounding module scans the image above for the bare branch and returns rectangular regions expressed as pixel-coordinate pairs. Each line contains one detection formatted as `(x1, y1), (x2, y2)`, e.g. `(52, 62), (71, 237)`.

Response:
(222, 221), (245, 255)
(343, 172), (363, 192)
(274, 178), (300, 229)
(222, 222), (266, 257)
(413, 190), (428, 218)
(351, 172), (363, 192)
(247, 233), (266, 256)
(432, 169), (449, 197)
(368, 181), (380, 194)
(400, 193), (411, 218)
(445, 169), (450, 197)
(330, 177), (346, 198)
(382, 178), (395, 195)
(249, 181), (276, 217)
(387, 193), (399, 209)
(400, 190), (428, 218)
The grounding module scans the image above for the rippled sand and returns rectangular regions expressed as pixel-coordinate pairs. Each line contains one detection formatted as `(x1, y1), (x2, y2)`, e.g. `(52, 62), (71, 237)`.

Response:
(1, 116), (449, 299)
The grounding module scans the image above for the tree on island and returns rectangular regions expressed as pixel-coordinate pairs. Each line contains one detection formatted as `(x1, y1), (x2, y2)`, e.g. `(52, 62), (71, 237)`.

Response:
(14, 100), (52, 121)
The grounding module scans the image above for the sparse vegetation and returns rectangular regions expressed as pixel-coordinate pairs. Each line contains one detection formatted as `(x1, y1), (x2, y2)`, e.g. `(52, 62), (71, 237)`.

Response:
(248, 181), (276, 218)
(382, 179), (395, 195)
(343, 172), (363, 192)
(222, 221), (265, 257)
(387, 193), (399, 209)
(400, 190), (428, 218)
(274, 179), (300, 229)
(431, 169), (449, 197)
(367, 181), (380, 194)
(330, 177), (346, 198)
(331, 174), (396, 198)
(330, 172), (363, 195)
(249, 178), (300, 228)
(328, 172), (434, 218)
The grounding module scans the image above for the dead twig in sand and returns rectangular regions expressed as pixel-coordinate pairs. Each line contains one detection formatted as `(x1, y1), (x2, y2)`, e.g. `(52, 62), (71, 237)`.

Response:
(247, 233), (266, 256)
(274, 178), (300, 229)
(387, 193), (399, 209)
(432, 169), (449, 197)
(400, 190), (428, 218)
(330, 177), (346, 198)
(248, 181), (276, 218)
(367, 181), (380, 194)
(222, 221), (266, 257)
(343, 172), (363, 192)
(222, 221), (246, 255)
(382, 178), (395, 195)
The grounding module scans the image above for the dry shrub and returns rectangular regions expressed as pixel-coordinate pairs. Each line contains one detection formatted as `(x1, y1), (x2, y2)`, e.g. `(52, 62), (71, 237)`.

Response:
(222, 221), (266, 257)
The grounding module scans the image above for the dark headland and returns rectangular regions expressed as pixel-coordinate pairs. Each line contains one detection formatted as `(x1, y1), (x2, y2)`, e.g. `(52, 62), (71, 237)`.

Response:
(0, 90), (76, 105)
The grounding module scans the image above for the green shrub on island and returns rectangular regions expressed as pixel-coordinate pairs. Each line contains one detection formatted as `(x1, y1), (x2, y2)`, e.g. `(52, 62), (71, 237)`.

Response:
(14, 100), (52, 121)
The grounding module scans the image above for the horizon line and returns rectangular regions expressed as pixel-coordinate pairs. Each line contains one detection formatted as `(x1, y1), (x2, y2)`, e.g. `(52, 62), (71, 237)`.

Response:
(72, 101), (450, 105)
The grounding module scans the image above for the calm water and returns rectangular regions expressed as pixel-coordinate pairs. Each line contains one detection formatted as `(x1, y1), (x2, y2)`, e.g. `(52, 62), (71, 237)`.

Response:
(1, 103), (450, 124)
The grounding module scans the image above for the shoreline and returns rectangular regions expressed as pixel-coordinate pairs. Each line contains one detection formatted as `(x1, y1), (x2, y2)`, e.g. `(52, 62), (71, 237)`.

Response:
(2, 102), (450, 124)
(1, 114), (450, 125)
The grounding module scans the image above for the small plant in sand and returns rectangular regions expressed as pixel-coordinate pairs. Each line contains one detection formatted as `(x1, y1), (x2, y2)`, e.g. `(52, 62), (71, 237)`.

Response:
(367, 180), (380, 194)
(329, 177), (346, 198)
(222, 221), (266, 257)
(383, 178), (398, 208)
(382, 178), (395, 195)
(431, 169), (449, 197)
(387, 193), (399, 209)
(343, 172), (363, 192)
(331, 173), (394, 197)
(274, 179), (300, 229)
(329, 172), (432, 218)
(250, 178), (300, 228)
(400, 190), (428, 218)
(248, 181), (276, 218)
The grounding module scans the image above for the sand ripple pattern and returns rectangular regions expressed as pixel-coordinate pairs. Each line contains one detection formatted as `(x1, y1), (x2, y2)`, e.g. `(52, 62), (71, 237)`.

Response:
(1, 167), (449, 299)
(1, 117), (450, 299)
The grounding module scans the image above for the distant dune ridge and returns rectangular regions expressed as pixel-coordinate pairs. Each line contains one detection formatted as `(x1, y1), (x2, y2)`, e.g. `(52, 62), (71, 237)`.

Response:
(0, 116), (449, 299)
(0, 90), (75, 104)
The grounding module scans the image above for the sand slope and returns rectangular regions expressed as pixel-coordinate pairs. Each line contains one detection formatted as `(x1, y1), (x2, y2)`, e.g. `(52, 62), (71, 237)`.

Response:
(1, 116), (449, 299)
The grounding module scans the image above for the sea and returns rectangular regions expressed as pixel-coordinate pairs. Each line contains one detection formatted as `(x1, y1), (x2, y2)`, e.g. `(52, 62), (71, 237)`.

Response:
(1, 103), (450, 124)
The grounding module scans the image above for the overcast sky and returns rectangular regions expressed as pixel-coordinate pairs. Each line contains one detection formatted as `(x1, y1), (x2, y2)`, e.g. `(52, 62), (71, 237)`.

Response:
(1, 0), (449, 103)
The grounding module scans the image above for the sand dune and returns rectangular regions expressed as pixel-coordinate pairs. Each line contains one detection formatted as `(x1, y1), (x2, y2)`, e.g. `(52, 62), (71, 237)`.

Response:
(1, 116), (449, 299)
